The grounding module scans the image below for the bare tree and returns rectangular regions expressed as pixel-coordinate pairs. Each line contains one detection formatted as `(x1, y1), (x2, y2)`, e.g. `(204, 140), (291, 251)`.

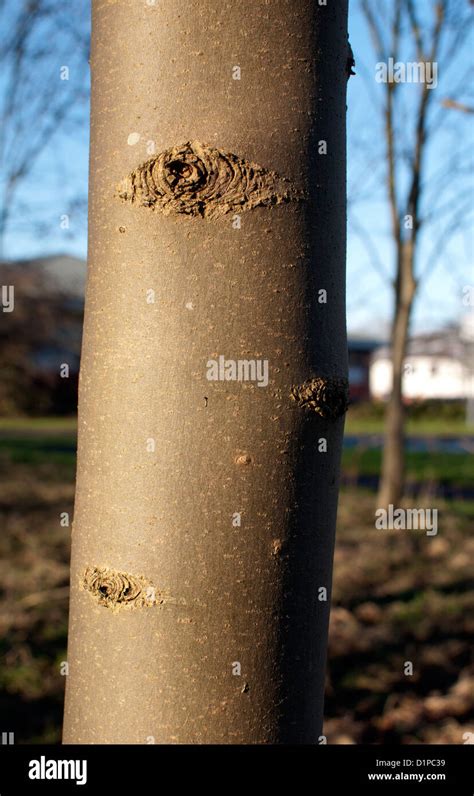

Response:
(356, 0), (473, 507)
(63, 0), (350, 744)
(0, 0), (89, 255)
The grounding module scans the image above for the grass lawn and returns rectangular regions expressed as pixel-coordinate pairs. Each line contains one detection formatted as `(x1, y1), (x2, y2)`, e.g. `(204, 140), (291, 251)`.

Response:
(0, 417), (77, 434)
(342, 448), (473, 490)
(345, 417), (474, 436)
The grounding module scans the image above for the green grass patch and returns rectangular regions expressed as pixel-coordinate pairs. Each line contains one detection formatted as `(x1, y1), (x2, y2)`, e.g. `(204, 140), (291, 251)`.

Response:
(0, 416), (77, 433)
(0, 436), (76, 466)
(345, 418), (474, 436)
(342, 448), (473, 488)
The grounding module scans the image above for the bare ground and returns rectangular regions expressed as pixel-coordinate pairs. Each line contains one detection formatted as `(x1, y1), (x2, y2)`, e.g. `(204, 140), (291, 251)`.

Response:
(0, 457), (472, 744)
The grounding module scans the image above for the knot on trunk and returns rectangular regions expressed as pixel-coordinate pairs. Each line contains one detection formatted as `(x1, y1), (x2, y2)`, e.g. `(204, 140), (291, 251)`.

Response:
(82, 566), (158, 609)
(116, 140), (304, 220)
(290, 376), (349, 419)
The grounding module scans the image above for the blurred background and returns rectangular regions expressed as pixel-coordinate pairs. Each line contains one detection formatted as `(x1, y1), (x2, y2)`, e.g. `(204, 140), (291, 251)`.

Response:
(0, 0), (472, 744)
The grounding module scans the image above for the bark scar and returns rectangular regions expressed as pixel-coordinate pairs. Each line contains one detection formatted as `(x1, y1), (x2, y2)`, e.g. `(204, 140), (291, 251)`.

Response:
(290, 377), (349, 419)
(116, 140), (304, 220)
(82, 566), (183, 610)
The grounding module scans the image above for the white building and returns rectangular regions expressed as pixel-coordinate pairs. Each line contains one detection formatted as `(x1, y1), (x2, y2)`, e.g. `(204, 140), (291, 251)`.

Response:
(370, 319), (474, 401)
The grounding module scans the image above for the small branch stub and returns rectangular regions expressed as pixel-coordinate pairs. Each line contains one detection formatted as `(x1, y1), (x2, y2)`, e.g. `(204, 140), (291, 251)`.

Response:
(290, 377), (349, 420)
(235, 453), (253, 466)
(346, 39), (356, 79)
(116, 140), (304, 220)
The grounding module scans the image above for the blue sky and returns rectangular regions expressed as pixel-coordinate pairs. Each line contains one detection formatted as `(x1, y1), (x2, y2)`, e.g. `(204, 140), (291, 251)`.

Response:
(1, 0), (472, 338)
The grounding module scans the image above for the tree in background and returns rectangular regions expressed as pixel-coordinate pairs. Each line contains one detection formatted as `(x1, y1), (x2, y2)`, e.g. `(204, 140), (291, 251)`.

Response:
(353, 0), (473, 507)
(63, 0), (349, 744)
(0, 0), (89, 255)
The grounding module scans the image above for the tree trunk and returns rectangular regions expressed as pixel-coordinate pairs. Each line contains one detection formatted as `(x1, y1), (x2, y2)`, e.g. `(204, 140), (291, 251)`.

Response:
(63, 0), (349, 745)
(378, 243), (416, 509)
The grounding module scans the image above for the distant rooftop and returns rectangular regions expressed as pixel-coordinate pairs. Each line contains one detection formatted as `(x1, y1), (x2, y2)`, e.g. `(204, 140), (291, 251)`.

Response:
(372, 324), (473, 363)
(348, 336), (386, 352)
(0, 254), (87, 299)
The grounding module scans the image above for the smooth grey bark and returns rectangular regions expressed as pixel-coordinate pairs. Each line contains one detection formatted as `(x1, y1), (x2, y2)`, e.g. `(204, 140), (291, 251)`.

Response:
(63, 0), (349, 744)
